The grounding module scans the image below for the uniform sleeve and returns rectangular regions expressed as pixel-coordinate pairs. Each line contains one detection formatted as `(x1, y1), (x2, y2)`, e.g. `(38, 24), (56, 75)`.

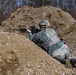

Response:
(32, 33), (40, 44)
(29, 33), (34, 41)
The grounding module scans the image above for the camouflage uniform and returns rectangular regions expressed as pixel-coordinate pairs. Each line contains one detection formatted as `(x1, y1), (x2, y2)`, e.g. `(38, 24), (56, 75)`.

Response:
(29, 20), (76, 66)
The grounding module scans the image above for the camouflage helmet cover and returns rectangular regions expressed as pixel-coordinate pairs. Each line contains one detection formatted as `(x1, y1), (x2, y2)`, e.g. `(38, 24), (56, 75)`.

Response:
(39, 20), (50, 27)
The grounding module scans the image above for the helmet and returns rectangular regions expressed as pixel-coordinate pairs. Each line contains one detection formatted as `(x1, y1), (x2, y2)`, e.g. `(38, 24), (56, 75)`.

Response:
(39, 20), (50, 27)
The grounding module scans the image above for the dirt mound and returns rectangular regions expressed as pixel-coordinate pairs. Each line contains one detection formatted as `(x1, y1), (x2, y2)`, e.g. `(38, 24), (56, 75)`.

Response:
(0, 6), (76, 75)
(63, 24), (76, 55)
(0, 32), (76, 75)
(1, 6), (76, 55)
(2, 6), (76, 36)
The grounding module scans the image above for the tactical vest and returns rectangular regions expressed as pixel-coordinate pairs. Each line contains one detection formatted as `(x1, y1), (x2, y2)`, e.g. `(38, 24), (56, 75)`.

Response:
(33, 28), (64, 54)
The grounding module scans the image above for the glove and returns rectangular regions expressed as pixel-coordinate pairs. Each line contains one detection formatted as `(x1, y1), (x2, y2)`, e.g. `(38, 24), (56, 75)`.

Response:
(26, 28), (31, 33)
(26, 26), (31, 33)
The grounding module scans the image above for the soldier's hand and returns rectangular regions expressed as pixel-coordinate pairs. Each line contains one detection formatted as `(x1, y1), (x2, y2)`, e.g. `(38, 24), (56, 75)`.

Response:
(26, 29), (31, 33)
(26, 26), (31, 33)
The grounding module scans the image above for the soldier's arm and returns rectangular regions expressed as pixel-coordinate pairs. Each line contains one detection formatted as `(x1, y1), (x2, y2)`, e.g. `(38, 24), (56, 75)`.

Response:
(26, 28), (34, 40)
(29, 33), (34, 40)
(32, 33), (40, 45)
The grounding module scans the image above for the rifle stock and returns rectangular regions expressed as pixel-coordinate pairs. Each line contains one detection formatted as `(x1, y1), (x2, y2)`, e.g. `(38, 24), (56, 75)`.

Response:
(12, 27), (27, 33)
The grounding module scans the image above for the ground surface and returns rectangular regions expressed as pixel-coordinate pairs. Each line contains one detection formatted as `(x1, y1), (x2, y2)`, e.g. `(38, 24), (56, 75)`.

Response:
(0, 6), (76, 75)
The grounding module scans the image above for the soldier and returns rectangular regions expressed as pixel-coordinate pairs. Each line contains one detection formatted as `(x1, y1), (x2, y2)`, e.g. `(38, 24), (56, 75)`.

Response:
(27, 20), (76, 67)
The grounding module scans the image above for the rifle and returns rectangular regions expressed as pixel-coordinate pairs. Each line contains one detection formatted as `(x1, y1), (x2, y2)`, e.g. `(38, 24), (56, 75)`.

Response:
(12, 26), (40, 34)
(29, 26), (40, 34)
(12, 27), (27, 33)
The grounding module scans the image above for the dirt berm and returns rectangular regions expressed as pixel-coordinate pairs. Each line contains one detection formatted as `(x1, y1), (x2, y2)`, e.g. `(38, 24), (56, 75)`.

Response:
(0, 32), (76, 75)
(0, 6), (76, 75)
(2, 6), (76, 36)
(1, 5), (76, 60)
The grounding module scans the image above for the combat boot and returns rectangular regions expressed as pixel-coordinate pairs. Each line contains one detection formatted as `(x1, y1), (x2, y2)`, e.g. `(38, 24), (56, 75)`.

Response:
(70, 58), (76, 67)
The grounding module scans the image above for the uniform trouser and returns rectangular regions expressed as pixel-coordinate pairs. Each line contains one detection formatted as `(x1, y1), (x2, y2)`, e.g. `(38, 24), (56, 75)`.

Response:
(51, 44), (75, 64)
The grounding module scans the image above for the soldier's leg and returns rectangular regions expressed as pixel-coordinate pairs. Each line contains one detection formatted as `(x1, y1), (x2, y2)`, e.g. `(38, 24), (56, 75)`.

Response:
(65, 51), (76, 67)
(65, 46), (76, 67)
(51, 46), (66, 64)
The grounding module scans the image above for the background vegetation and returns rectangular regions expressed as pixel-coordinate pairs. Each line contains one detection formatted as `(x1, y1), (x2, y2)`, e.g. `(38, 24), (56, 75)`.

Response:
(0, 0), (76, 25)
